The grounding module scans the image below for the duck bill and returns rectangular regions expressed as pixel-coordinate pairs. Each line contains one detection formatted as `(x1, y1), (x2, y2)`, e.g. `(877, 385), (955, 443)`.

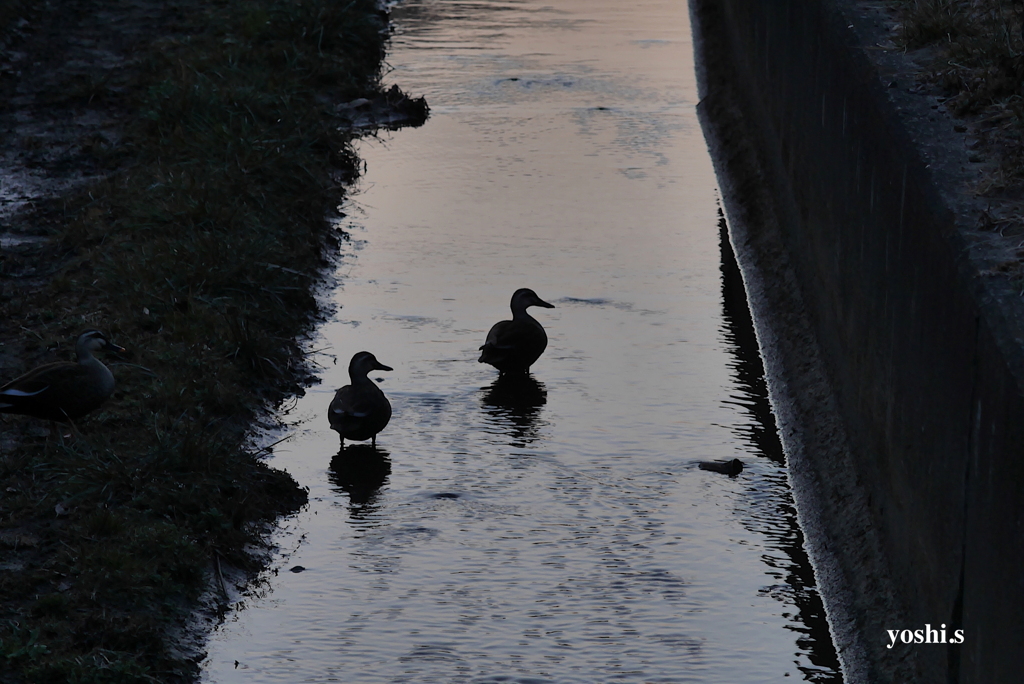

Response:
(106, 343), (127, 354)
(536, 298), (555, 308)
(375, 362), (394, 372)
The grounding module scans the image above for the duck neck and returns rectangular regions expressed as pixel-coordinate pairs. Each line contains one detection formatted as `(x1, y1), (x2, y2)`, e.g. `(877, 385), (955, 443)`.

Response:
(349, 370), (374, 386)
(76, 346), (98, 365)
(78, 347), (114, 391)
(511, 304), (536, 323)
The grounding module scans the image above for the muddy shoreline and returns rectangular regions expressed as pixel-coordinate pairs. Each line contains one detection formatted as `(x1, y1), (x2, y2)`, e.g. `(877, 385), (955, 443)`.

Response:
(0, 1), (424, 680)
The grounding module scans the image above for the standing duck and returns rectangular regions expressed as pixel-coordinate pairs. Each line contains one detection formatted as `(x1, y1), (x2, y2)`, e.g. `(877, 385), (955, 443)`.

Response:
(329, 351), (393, 446)
(479, 288), (555, 374)
(0, 329), (125, 422)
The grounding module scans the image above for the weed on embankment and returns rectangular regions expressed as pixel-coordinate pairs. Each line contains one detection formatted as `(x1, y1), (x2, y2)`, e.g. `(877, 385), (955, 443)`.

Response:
(896, 0), (1024, 188)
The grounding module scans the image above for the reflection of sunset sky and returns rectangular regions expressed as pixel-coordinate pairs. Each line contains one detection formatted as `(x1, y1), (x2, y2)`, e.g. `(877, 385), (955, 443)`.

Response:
(202, 1), (839, 682)
(350, 0), (703, 316)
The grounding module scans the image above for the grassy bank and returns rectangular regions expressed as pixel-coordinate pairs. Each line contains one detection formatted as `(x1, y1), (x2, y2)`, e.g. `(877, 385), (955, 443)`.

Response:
(0, 0), (415, 681)
(896, 0), (1024, 189)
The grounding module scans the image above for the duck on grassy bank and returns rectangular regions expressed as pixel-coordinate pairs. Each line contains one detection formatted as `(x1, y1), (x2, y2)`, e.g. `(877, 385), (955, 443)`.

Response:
(0, 329), (125, 422)
(479, 288), (555, 374)
(329, 351), (393, 446)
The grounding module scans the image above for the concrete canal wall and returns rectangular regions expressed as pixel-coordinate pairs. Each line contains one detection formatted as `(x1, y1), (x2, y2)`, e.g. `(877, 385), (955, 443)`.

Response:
(690, 1), (1024, 681)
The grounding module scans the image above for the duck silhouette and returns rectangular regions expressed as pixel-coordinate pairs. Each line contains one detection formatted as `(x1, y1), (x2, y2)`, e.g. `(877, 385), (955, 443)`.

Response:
(0, 330), (125, 422)
(329, 351), (393, 446)
(479, 288), (555, 374)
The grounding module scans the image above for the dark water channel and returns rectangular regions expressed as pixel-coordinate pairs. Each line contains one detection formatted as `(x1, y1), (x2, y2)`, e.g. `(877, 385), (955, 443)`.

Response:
(200, 1), (842, 681)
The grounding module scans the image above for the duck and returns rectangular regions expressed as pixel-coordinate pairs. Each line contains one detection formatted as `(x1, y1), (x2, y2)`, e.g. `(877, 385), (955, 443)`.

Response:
(0, 329), (125, 422)
(329, 351), (393, 445)
(479, 288), (555, 374)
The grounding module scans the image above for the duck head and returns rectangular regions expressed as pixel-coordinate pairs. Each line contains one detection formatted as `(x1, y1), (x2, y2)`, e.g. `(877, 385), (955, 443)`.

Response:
(348, 351), (393, 381)
(75, 330), (126, 359)
(510, 288), (554, 314)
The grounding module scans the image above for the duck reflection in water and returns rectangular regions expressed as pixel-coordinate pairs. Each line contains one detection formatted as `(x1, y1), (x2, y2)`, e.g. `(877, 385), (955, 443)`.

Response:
(328, 444), (392, 520)
(480, 373), (547, 447)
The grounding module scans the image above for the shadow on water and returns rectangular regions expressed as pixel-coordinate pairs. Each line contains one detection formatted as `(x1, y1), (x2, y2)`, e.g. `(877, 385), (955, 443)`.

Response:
(719, 208), (785, 466)
(718, 209), (844, 682)
(479, 373), (547, 447)
(328, 444), (392, 520)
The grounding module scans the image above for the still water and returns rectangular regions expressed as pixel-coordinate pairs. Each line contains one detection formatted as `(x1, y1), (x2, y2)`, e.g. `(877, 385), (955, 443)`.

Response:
(201, 0), (842, 681)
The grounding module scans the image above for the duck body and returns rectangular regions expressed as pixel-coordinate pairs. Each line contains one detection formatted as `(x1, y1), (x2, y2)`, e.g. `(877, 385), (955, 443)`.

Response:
(479, 288), (555, 374)
(0, 330), (125, 422)
(329, 351), (393, 445)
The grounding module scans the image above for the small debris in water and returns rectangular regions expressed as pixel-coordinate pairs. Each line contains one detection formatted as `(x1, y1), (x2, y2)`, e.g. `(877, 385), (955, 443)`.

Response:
(289, 565), (306, 573)
(698, 459), (744, 476)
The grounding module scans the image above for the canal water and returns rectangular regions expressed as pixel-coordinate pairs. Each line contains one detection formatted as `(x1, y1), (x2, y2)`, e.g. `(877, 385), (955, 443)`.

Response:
(200, 0), (842, 681)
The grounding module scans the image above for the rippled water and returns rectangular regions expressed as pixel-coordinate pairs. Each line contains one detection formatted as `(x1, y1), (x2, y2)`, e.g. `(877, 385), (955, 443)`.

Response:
(200, 0), (842, 681)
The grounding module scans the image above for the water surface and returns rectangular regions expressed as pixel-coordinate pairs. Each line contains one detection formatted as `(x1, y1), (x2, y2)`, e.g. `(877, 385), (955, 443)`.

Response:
(201, 1), (842, 681)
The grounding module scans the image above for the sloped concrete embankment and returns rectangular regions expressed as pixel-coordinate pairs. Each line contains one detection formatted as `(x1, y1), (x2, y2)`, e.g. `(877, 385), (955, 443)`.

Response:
(690, 1), (1024, 682)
